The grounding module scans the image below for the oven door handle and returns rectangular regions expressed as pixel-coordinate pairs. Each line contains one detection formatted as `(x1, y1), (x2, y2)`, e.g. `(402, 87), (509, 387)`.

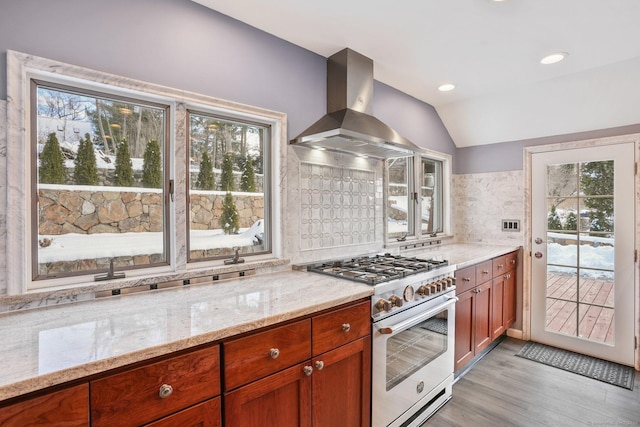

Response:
(375, 296), (458, 336)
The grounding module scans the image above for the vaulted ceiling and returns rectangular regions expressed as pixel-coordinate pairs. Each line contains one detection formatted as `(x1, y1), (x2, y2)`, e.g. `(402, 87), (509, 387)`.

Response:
(193, 0), (640, 147)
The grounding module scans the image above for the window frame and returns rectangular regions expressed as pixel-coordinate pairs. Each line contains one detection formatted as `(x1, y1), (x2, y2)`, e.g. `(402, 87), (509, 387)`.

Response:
(185, 108), (272, 263)
(385, 150), (451, 243)
(30, 79), (173, 280)
(5, 50), (285, 295)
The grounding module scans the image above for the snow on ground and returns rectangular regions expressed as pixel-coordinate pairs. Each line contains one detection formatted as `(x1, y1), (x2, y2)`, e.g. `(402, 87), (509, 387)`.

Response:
(39, 221), (264, 262)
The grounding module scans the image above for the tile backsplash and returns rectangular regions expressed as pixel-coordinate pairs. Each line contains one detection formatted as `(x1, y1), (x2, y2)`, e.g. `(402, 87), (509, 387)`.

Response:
(452, 170), (524, 245)
(299, 162), (376, 250)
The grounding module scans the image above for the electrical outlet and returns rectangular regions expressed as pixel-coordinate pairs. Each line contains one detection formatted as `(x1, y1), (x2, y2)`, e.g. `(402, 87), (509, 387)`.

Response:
(502, 219), (520, 232)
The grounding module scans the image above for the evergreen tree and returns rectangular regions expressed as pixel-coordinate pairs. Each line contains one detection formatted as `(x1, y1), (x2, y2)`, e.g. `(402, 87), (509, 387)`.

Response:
(564, 211), (578, 231)
(547, 205), (562, 231)
(73, 133), (98, 185)
(220, 192), (239, 235)
(142, 139), (162, 188)
(240, 155), (256, 192)
(196, 150), (215, 190)
(39, 132), (66, 184)
(220, 152), (235, 191)
(580, 161), (613, 235)
(114, 139), (134, 187)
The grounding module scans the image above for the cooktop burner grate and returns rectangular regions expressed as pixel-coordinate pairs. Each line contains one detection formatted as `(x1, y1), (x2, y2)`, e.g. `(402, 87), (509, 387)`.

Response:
(307, 253), (448, 285)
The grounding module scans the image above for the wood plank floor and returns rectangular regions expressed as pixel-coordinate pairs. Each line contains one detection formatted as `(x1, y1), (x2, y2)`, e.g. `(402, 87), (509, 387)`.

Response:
(545, 273), (615, 344)
(424, 338), (640, 426)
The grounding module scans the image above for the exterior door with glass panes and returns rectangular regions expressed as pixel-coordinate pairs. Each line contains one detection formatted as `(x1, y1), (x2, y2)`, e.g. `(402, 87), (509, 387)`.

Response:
(531, 143), (635, 365)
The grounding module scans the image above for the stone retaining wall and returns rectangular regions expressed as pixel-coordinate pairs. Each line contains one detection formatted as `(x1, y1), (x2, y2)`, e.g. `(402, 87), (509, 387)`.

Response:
(38, 187), (264, 236)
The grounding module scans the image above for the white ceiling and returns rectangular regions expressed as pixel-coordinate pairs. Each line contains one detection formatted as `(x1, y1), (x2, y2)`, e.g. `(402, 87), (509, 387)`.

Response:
(193, 0), (640, 147)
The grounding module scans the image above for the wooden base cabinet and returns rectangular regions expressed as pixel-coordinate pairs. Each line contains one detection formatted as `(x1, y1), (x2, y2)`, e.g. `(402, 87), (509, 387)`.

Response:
(0, 383), (89, 427)
(454, 281), (492, 371)
(455, 251), (518, 373)
(311, 336), (371, 427)
(224, 300), (371, 427)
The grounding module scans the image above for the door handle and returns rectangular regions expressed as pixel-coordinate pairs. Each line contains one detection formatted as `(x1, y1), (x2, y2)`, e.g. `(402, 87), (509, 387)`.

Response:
(535, 238), (543, 244)
(534, 252), (543, 259)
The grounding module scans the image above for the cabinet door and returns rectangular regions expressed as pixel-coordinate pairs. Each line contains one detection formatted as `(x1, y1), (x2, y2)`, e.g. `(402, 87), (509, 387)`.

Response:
(225, 362), (312, 427)
(0, 383), (88, 427)
(503, 271), (516, 329)
(474, 282), (492, 354)
(144, 397), (221, 427)
(311, 336), (371, 427)
(491, 276), (505, 339)
(454, 289), (474, 372)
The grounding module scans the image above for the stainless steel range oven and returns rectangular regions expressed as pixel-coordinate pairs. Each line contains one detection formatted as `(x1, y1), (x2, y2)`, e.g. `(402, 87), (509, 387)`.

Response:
(307, 254), (457, 427)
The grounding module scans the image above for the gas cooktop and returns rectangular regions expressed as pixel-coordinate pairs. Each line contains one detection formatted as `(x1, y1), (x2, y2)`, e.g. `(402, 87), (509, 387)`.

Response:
(306, 253), (449, 285)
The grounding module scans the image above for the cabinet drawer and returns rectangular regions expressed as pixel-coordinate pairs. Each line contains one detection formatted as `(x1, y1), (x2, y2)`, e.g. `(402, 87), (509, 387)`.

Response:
(91, 345), (220, 427)
(476, 260), (493, 284)
(224, 319), (311, 390)
(312, 300), (370, 355)
(455, 266), (476, 294)
(505, 251), (517, 271)
(0, 383), (89, 427)
(492, 256), (508, 276)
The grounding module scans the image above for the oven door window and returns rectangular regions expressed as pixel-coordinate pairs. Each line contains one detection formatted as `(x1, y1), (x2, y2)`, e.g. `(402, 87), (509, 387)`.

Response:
(386, 311), (448, 391)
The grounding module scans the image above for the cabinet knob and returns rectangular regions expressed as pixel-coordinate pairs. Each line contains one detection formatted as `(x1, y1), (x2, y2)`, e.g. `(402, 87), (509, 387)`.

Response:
(158, 384), (173, 399)
(269, 348), (280, 359)
(303, 365), (313, 376)
(482, 270), (489, 275)
(462, 277), (471, 282)
(341, 323), (351, 332)
(510, 259), (516, 264)
(498, 264), (504, 269)
(314, 360), (325, 370)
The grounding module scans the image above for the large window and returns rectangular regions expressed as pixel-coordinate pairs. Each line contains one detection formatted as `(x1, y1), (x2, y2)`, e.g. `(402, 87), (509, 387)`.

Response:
(386, 154), (447, 241)
(187, 111), (269, 261)
(6, 51), (284, 293)
(33, 83), (169, 279)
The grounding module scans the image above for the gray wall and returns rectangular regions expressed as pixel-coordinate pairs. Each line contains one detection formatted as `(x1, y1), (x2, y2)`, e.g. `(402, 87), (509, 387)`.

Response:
(454, 123), (640, 174)
(0, 0), (456, 157)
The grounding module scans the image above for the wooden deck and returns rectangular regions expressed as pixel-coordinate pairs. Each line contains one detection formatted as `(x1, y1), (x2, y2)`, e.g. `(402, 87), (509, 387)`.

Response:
(545, 272), (615, 344)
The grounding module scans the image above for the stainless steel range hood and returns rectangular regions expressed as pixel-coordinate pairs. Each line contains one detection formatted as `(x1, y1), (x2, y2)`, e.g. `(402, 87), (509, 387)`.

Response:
(290, 48), (422, 159)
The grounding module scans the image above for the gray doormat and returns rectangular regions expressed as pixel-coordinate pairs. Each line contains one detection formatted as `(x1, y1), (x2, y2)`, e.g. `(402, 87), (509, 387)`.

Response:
(515, 341), (635, 390)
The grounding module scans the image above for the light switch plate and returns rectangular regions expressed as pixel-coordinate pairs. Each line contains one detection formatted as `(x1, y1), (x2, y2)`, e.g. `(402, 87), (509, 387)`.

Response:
(502, 219), (520, 232)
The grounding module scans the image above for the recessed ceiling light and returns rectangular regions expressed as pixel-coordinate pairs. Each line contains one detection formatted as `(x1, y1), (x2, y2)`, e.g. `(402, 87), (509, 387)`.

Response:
(438, 83), (456, 92)
(541, 52), (568, 65)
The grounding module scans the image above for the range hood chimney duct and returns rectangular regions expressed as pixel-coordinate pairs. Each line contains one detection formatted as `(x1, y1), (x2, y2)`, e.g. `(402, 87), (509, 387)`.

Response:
(290, 48), (422, 159)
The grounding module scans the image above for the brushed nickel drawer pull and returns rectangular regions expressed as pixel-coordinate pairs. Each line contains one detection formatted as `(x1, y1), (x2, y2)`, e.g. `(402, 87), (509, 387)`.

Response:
(158, 384), (173, 399)
(269, 348), (280, 359)
(342, 323), (351, 332)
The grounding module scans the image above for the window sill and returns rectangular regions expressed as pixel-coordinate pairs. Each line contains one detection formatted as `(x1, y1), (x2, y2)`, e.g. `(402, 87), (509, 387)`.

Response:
(384, 234), (454, 252)
(1, 257), (290, 312)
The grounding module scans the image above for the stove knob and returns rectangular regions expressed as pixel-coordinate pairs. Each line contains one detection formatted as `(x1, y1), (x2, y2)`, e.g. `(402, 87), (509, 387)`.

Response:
(389, 295), (403, 308)
(375, 298), (392, 312)
(446, 277), (455, 288)
(416, 285), (429, 296)
(431, 283), (440, 293)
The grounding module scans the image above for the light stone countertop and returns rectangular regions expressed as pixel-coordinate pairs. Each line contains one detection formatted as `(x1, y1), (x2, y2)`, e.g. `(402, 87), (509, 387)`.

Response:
(0, 270), (373, 402)
(0, 243), (520, 402)
(402, 242), (521, 269)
